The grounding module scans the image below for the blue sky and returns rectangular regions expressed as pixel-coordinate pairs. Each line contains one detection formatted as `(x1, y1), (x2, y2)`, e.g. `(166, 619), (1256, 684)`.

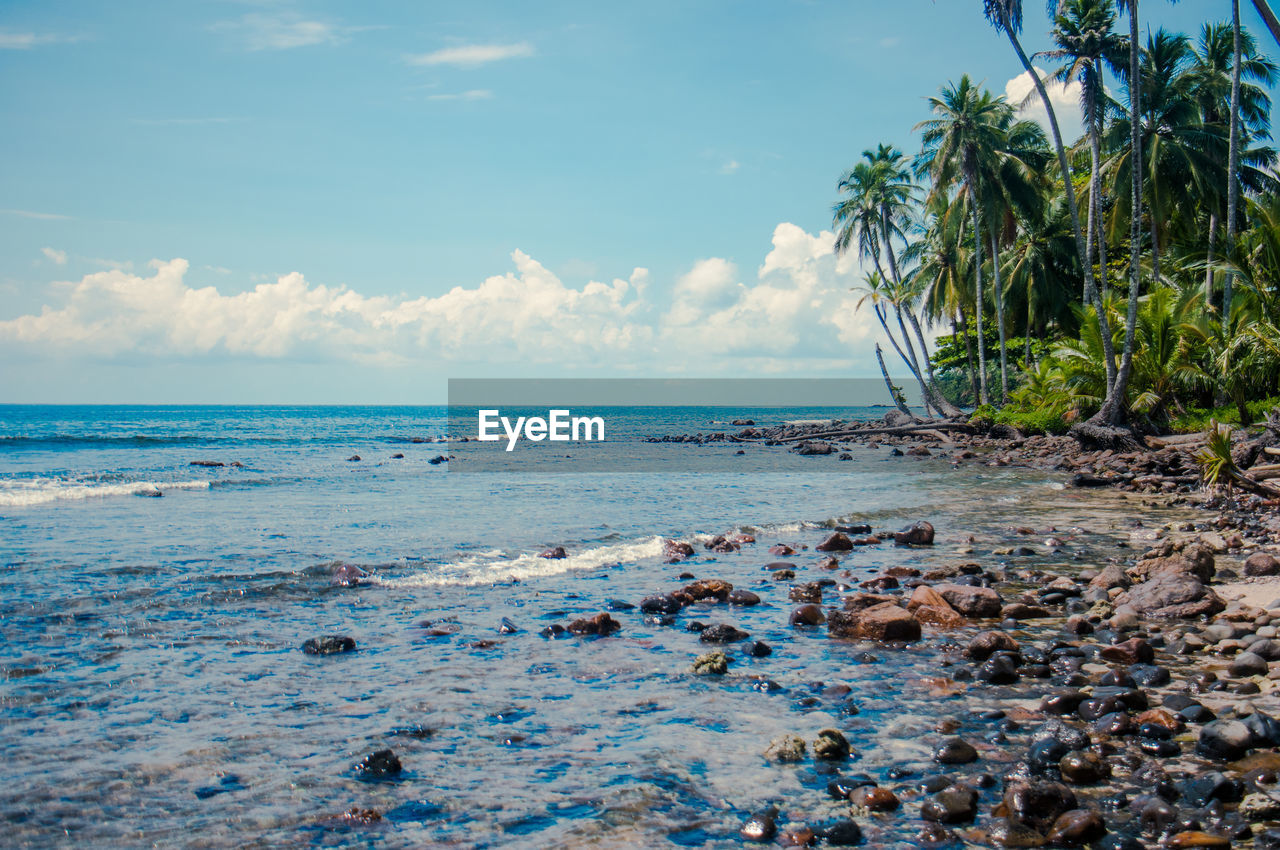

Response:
(0, 0), (1272, 402)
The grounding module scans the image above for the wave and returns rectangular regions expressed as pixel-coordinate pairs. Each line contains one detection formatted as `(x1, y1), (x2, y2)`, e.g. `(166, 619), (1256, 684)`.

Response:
(0, 434), (225, 448)
(376, 536), (667, 588)
(0, 478), (212, 507)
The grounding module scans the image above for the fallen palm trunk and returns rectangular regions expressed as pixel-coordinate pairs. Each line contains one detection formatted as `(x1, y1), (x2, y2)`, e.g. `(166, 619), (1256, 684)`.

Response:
(765, 422), (977, 443)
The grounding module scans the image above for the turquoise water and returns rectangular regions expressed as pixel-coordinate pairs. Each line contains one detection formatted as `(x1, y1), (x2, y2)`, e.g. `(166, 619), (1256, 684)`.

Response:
(0, 405), (1157, 847)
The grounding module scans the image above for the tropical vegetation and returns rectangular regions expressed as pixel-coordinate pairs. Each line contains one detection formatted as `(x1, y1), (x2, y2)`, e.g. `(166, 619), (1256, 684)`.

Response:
(834, 0), (1280, 439)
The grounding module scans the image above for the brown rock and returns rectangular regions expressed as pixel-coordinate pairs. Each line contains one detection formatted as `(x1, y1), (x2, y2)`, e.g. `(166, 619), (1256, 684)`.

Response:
(1164, 832), (1230, 848)
(816, 532), (854, 552)
(1099, 637), (1154, 665)
(827, 602), (921, 641)
(1046, 809), (1106, 845)
(935, 583), (1003, 618)
(790, 582), (824, 603)
(843, 592), (900, 611)
(894, 520), (935, 546)
(567, 613), (621, 635)
(770, 543), (797, 556)
(848, 785), (900, 811)
(966, 630), (1019, 660)
(1244, 552), (1280, 577)
(817, 555), (840, 570)
(1113, 576), (1226, 619)
(789, 604), (826, 626)
(859, 575), (899, 592)
(683, 579), (733, 602)
(1002, 603), (1052, 620)
(663, 539), (696, 562)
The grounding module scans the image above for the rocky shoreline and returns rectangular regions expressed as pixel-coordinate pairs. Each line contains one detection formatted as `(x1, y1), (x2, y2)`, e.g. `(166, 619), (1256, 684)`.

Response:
(622, 416), (1280, 847)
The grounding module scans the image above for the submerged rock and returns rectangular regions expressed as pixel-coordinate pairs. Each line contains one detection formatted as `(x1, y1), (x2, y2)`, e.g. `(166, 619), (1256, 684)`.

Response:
(700, 623), (749, 643)
(354, 749), (401, 779)
(302, 636), (356, 655)
(813, 729), (851, 760)
(692, 650), (729, 675)
(921, 784), (979, 824)
(566, 613), (621, 636)
(816, 532), (854, 552)
(933, 737), (978, 765)
(894, 520), (935, 546)
(827, 603), (921, 642)
(764, 734), (807, 762)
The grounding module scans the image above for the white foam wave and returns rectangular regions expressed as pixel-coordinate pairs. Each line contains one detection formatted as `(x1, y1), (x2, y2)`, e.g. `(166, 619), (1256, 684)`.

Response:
(0, 478), (211, 507)
(377, 535), (667, 588)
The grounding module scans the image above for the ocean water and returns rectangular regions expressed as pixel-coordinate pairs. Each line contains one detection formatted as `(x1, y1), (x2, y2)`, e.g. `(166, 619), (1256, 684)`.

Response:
(0, 406), (1190, 848)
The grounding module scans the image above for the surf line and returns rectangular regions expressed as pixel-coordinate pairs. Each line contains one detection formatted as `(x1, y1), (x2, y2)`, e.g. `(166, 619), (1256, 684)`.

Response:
(476, 409), (605, 452)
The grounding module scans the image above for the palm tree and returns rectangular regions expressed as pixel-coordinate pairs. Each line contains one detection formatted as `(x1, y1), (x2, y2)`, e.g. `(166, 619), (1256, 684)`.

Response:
(916, 75), (1012, 406)
(1041, 0), (1125, 307)
(983, 0), (1118, 412)
(1227, 0), (1244, 320)
(834, 147), (960, 416)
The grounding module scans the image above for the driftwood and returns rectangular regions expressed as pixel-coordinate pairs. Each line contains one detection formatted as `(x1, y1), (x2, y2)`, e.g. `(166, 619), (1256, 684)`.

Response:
(765, 422), (977, 444)
(1068, 422), (1141, 452)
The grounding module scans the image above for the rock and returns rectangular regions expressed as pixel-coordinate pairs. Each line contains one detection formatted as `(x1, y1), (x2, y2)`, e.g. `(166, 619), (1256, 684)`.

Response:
(189, 459), (224, 467)
(933, 737), (978, 765)
(1239, 792), (1280, 819)
(498, 617), (519, 634)
(567, 613), (621, 636)
(1230, 651), (1269, 677)
(921, 784), (979, 824)
(663, 539), (696, 561)
(1099, 637), (1153, 665)
(745, 640), (773, 657)
(740, 811), (778, 842)
(539, 546), (568, 559)
(302, 635), (356, 655)
(818, 555), (840, 570)
(347, 455), (361, 462)
(1197, 720), (1254, 761)
(330, 563), (369, 586)
(704, 535), (739, 553)
(818, 820), (863, 845)
(764, 734), (807, 762)
(1131, 540), (1216, 583)
(894, 520), (935, 546)
(794, 440), (835, 455)
(813, 729), (851, 760)
(640, 594), (682, 615)
(1058, 750), (1108, 784)
(817, 532), (854, 552)
(427, 454), (447, 465)
(684, 579), (733, 602)
(700, 623), (749, 643)
(1046, 809), (1106, 845)
(978, 653), (1019, 684)
(1002, 780), (1077, 833)
(1002, 603), (1051, 620)
(1112, 576), (1225, 619)
(827, 603), (921, 642)
(790, 582), (824, 603)
(354, 749), (401, 779)
(790, 604), (826, 626)
(692, 651), (729, 675)
(987, 818), (1047, 847)
(727, 589), (760, 606)
(935, 583), (1003, 618)
(977, 635), (1032, 671)
(848, 786), (899, 811)
(1245, 552), (1280, 576)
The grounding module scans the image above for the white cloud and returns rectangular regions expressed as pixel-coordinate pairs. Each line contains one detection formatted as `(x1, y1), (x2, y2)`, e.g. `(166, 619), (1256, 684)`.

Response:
(1, 208), (71, 221)
(426, 89), (493, 101)
(41, 247), (67, 265)
(1005, 66), (1084, 144)
(0, 225), (890, 375)
(0, 30), (79, 50)
(215, 13), (342, 50)
(407, 42), (534, 68)
(879, 36), (900, 48)
(719, 160), (740, 175)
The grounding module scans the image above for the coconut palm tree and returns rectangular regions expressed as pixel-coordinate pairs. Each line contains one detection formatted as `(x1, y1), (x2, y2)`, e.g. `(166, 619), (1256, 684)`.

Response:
(916, 75), (1014, 405)
(983, 0), (1118, 412)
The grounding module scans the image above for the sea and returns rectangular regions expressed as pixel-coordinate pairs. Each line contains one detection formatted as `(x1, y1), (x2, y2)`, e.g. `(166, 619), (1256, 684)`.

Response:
(0, 405), (1189, 848)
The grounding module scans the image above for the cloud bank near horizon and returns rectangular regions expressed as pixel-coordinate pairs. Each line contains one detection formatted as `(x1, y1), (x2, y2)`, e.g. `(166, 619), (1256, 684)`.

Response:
(0, 223), (892, 378)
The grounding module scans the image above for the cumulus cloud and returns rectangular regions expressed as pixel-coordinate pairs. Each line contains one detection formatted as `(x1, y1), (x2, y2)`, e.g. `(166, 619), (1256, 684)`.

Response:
(0, 224), (890, 375)
(0, 30), (79, 49)
(41, 247), (67, 265)
(407, 42), (534, 67)
(1005, 67), (1084, 144)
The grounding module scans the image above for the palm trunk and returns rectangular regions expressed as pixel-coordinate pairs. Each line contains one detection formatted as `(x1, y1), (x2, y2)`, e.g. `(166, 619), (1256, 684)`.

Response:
(1253, 0), (1280, 48)
(997, 10), (1117, 404)
(1090, 78), (1110, 305)
(1150, 218), (1161, 285)
(1102, 0), (1143, 427)
(1206, 213), (1218, 309)
(1024, 323), (1033, 369)
(1226, 0), (1243, 320)
(873, 301), (935, 416)
(875, 343), (912, 416)
(970, 180), (989, 406)
(959, 307), (979, 405)
(990, 228), (1009, 404)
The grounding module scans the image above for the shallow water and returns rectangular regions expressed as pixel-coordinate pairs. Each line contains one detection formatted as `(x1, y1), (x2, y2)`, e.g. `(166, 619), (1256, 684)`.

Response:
(0, 406), (1200, 847)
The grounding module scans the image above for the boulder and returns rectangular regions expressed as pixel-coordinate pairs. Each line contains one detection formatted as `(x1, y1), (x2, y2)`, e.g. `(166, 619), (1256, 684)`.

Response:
(354, 749), (401, 779)
(965, 630), (1019, 661)
(1245, 552), (1280, 577)
(683, 579), (733, 602)
(700, 623), (749, 643)
(663, 539), (696, 562)
(764, 734), (806, 762)
(816, 532), (854, 552)
(539, 546), (568, 559)
(1113, 576), (1225, 619)
(692, 651), (729, 675)
(567, 613), (621, 636)
(302, 636), (356, 655)
(1129, 539), (1215, 583)
(330, 564), (369, 587)
(1002, 780), (1077, 833)
(934, 583), (1003, 618)
(827, 603), (921, 642)
(894, 520), (935, 546)
(790, 604), (826, 626)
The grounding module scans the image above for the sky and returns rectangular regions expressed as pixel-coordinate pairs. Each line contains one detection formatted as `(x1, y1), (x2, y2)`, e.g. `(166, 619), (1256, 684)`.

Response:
(0, 0), (1272, 403)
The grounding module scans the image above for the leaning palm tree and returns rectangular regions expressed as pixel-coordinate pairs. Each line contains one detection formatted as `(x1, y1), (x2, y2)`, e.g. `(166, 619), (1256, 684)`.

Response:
(983, 0), (1118, 409)
(916, 75), (1012, 406)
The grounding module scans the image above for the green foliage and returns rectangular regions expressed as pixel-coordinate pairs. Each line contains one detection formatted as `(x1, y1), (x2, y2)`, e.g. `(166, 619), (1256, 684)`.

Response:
(968, 402), (1069, 435)
(1195, 421), (1238, 489)
(1170, 396), (1280, 433)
